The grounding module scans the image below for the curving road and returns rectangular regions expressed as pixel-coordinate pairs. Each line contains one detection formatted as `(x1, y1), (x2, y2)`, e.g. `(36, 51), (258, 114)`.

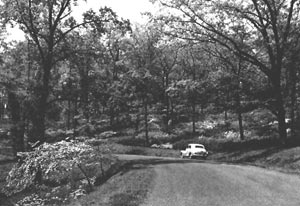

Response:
(118, 155), (300, 206)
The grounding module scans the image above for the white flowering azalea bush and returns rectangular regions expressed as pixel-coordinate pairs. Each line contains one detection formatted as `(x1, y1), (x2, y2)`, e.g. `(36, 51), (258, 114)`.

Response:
(223, 130), (240, 140)
(15, 193), (46, 206)
(3, 140), (116, 205)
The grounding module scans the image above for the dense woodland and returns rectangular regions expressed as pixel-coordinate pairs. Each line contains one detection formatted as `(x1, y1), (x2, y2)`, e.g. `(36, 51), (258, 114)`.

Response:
(0, 0), (300, 156)
(1, 0), (300, 204)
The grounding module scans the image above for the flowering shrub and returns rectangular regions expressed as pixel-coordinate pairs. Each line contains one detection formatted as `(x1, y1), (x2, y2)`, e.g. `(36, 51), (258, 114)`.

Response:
(223, 130), (240, 140)
(16, 194), (46, 206)
(3, 140), (115, 204)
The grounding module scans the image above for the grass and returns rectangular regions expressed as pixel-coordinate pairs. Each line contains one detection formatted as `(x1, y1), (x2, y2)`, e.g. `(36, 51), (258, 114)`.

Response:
(103, 143), (179, 157)
(67, 160), (155, 206)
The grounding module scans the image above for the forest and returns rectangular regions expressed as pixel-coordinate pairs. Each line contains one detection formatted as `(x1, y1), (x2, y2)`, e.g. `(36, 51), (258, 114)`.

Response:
(0, 0), (300, 205)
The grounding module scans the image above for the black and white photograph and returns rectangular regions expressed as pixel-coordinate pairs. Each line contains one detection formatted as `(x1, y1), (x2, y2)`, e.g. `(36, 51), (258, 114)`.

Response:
(1, 0), (300, 205)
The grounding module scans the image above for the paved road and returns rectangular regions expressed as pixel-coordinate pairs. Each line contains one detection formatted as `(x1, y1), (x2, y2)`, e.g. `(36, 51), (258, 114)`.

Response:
(118, 155), (300, 206)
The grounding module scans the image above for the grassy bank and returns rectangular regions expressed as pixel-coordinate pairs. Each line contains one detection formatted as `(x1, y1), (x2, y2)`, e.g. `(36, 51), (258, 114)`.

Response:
(111, 142), (300, 175)
(208, 146), (300, 175)
(67, 160), (155, 206)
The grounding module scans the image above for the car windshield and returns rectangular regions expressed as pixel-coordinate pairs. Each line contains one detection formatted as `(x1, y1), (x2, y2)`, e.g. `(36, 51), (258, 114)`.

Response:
(195, 145), (204, 148)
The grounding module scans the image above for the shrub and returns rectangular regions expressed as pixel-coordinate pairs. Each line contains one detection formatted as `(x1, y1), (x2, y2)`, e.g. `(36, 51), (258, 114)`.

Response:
(173, 135), (282, 152)
(3, 140), (116, 204)
(117, 136), (145, 147)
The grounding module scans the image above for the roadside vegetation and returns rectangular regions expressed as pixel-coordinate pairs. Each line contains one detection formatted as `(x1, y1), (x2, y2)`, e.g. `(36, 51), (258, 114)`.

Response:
(1, 108), (300, 205)
(1, 0), (300, 205)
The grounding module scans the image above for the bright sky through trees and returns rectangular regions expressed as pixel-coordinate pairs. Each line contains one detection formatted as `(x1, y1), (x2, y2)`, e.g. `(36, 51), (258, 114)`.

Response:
(74, 0), (157, 22)
(5, 0), (157, 42)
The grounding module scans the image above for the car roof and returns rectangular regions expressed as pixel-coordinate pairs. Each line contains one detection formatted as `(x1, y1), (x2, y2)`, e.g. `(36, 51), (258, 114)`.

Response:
(188, 143), (204, 147)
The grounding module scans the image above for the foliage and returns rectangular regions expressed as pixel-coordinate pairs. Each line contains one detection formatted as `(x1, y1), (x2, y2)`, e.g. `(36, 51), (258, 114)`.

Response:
(3, 140), (113, 200)
(16, 193), (46, 206)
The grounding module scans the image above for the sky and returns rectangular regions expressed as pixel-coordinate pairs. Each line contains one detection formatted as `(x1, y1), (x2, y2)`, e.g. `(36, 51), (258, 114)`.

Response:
(74, 0), (158, 23)
(5, 0), (158, 42)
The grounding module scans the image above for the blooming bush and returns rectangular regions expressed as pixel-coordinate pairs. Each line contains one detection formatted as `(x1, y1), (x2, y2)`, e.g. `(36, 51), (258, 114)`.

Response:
(223, 130), (240, 140)
(15, 194), (46, 206)
(3, 140), (116, 204)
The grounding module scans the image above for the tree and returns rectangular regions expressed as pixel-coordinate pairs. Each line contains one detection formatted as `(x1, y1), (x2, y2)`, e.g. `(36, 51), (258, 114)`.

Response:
(0, 1), (127, 143)
(177, 43), (213, 133)
(156, 38), (181, 133)
(0, 41), (32, 155)
(168, 79), (202, 133)
(126, 26), (163, 145)
(1, 0), (82, 143)
(151, 0), (300, 142)
(284, 23), (300, 137)
(207, 45), (247, 139)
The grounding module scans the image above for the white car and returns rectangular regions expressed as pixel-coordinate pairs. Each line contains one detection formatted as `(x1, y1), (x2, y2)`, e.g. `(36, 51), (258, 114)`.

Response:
(180, 144), (208, 159)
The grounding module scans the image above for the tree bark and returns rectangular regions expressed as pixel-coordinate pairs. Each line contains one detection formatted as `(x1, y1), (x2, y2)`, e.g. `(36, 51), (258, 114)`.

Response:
(192, 100), (196, 134)
(289, 60), (297, 137)
(30, 63), (51, 144)
(67, 99), (71, 130)
(143, 98), (149, 146)
(7, 91), (25, 157)
(73, 95), (78, 134)
(135, 113), (140, 134)
(236, 85), (244, 140)
(238, 110), (244, 140)
(273, 77), (287, 142)
(276, 93), (287, 141)
(109, 106), (114, 127)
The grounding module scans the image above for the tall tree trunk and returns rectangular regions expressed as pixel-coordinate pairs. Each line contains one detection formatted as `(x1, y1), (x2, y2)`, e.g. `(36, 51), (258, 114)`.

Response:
(238, 111), (244, 140)
(168, 99), (174, 134)
(73, 96), (78, 133)
(30, 62), (51, 144)
(7, 91), (25, 157)
(236, 88), (244, 140)
(135, 113), (140, 134)
(31, 89), (47, 144)
(225, 89), (230, 122)
(273, 77), (287, 142)
(289, 61), (297, 138)
(164, 71), (170, 133)
(109, 106), (114, 127)
(79, 58), (90, 121)
(276, 92), (287, 141)
(166, 95), (170, 133)
(192, 100), (196, 134)
(192, 69), (197, 134)
(143, 98), (149, 146)
(67, 99), (71, 130)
